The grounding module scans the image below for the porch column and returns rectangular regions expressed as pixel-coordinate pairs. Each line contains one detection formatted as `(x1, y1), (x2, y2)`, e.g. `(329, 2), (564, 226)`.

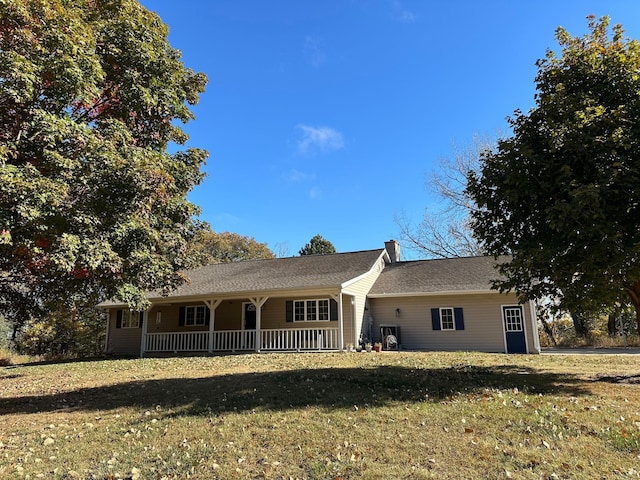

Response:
(338, 293), (344, 350)
(139, 309), (148, 358)
(249, 296), (268, 352)
(204, 299), (222, 353)
(104, 309), (111, 354)
(331, 292), (345, 351)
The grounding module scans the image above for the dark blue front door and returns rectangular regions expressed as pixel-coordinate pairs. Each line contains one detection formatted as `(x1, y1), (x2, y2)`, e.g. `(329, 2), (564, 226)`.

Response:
(244, 303), (256, 330)
(503, 306), (527, 353)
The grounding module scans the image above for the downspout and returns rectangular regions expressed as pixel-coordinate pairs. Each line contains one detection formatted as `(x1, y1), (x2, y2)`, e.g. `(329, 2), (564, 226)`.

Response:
(529, 300), (541, 353)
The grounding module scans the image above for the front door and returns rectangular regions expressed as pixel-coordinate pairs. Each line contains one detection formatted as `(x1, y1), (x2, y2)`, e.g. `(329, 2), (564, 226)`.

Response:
(244, 303), (256, 330)
(503, 306), (527, 353)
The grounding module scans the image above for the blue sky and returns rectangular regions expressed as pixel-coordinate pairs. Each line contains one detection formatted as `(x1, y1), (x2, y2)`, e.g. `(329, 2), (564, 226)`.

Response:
(141, 1), (640, 258)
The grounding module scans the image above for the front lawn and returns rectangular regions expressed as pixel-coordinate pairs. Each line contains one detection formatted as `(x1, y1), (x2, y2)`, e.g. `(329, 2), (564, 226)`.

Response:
(1, 352), (639, 479)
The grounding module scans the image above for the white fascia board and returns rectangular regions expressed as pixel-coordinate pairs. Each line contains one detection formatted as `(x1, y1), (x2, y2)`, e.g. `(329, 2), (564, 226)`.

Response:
(103, 285), (344, 308)
(367, 289), (502, 298)
(340, 271), (372, 289)
(341, 250), (387, 289)
(147, 286), (342, 305)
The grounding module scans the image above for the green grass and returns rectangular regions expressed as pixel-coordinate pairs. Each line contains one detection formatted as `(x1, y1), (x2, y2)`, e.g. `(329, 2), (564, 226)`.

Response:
(1, 352), (639, 479)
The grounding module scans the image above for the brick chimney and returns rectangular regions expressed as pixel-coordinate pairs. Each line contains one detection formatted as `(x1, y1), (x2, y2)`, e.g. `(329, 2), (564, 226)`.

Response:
(384, 240), (400, 263)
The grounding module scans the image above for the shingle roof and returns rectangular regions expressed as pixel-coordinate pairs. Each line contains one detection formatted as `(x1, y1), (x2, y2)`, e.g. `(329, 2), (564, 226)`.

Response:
(146, 248), (385, 300)
(368, 255), (508, 296)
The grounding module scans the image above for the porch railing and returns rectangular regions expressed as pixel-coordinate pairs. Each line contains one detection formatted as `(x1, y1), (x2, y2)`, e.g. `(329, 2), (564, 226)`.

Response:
(212, 330), (255, 351)
(143, 327), (339, 353)
(260, 327), (339, 351)
(145, 331), (209, 352)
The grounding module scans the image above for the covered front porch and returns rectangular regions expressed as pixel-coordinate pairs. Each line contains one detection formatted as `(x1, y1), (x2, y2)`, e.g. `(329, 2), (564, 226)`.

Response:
(107, 291), (356, 356)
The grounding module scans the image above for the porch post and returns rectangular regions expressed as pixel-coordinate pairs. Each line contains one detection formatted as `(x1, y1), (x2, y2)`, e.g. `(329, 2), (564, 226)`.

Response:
(249, 296), (268, 352)
(330, 292), (345, 351)
(139, 309), (148, 358)
(338, 293), (344, 351)
(104, 309), (111, 354)
(204, 299), (222, 353)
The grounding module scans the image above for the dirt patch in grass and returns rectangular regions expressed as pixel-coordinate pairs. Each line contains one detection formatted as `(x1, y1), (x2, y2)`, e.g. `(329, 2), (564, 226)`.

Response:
(1, 352), (639, 479)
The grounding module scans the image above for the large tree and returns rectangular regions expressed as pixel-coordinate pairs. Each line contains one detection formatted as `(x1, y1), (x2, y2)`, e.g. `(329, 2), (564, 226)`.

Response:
(467, 16), (640, 333)
(299, 234), (336, 256)
(0, 0), (208, 328)
(194, 231), (274, 264)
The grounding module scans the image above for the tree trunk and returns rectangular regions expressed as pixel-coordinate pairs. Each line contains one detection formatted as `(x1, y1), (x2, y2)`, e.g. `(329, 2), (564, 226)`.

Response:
(625, 282), (640, 336)
(539, 316), (557, 345)
(571, 312), (590, 337)
(607, 314), (617, 336)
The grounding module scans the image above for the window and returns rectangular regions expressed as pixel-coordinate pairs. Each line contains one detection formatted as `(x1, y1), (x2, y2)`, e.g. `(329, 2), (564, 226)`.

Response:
(431, 307), (464, 331)
(121, 310), (141, 328)
(440, 307), (455, 330)
(294, 300), (305, 321)
(293, 299), (331, 322)
(503, 307), (523, 332)
(185, 305), (206, 326)
(306, 300), (316, 321)
(318, 299), (329, 321)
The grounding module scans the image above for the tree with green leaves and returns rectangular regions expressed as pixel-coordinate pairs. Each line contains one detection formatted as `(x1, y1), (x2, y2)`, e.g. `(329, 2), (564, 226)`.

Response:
(194, 231), (274, 264)
(299, 234), (336, 256)
(467, 16), (640, 334)
(0, 0), (208, 331)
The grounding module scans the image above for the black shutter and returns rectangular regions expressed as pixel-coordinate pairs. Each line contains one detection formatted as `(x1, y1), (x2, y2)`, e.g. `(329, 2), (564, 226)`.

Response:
(116, 310), (123, 328)
(179, 306), (186, 326)
(139, 311), (144, 328)
(330, 299), (338, 321)
(431, 308), (441, 330)
(285, 301), (293, 322)
(454, 307), (464, 330)
(205, 306), (211, 326)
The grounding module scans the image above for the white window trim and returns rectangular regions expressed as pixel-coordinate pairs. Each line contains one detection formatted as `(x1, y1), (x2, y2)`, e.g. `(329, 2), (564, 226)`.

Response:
(439, 307), (455, 331)
(185, 305), (206, 327)
(122, 310), (140, 329)
(293, 298), (331, 322)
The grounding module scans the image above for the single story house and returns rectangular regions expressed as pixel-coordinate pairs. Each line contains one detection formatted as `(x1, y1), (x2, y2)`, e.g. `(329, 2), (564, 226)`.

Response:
(103, 241), (541, 356)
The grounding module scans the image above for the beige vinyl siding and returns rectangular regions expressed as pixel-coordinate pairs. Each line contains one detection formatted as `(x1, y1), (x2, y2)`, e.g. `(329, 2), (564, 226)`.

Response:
(340, 297), (354, 347)
(146, 304), (209, 333)
(210, 301), (243, 330)
(106, 309), (142, 356)
(343, 256), (386, 346)
(257, 297), (351, 345)
(368, 293), (534, 353)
